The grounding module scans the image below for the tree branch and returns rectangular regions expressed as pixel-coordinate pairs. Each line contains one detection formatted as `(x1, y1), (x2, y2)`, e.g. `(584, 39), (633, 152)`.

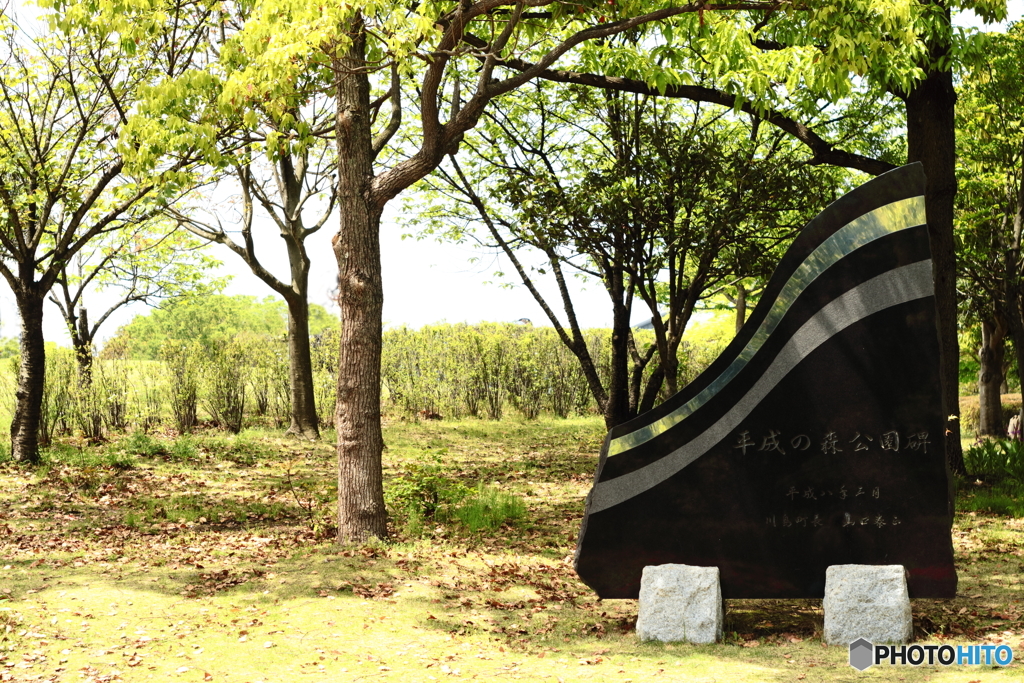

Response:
(371, 62), (402, 160)
(472, 48), (897, 176)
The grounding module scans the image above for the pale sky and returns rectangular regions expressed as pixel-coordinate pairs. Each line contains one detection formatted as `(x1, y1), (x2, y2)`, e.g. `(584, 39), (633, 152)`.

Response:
(2, 0), (1022, 346)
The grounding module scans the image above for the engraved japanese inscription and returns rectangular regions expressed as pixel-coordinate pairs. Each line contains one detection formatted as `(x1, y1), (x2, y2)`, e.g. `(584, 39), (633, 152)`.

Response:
(574, 163), (957, 599)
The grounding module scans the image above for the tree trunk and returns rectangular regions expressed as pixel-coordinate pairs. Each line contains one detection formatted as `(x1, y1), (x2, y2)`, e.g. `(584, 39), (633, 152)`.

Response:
(978, 318), (1007, 436)
(637, 364), (664, 414)
(660, 294), (698, 397)
(11, 292), (46, 464)
(904, 61), (966, 476)
(1009, 303), (1024, 442)
(333, 27), (388, 542)
(604, 281), (633, 429)
(70, 306), (94, 385)
(284, 293), (321, 440)
(279, 152), (321, 440)
(735, 282), (747, 336)
(661, 339), (680, 397)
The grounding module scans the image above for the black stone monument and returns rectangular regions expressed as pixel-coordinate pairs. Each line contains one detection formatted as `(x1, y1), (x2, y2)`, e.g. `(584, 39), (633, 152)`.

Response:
(574, 163), (957, 599)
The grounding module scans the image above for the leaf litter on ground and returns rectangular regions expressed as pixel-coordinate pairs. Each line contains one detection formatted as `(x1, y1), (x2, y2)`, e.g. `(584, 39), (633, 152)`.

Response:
(0, 416), (1021, 682)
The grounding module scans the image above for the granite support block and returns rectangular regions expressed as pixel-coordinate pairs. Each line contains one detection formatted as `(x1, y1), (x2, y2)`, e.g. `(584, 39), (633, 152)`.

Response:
(636, 564), (722, 644)
(823, 564), (912, 645)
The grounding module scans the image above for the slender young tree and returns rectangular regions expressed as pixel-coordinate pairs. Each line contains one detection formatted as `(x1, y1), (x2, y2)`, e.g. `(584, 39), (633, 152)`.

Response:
(0, 7), (216, 463)
(163, 0), (339, 440)
(170, 109), (338, 440)
(50, 223), (222, 382)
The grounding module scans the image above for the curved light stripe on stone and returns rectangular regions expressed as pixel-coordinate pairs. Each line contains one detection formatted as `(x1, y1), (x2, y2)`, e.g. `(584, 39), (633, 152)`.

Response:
(589, 260), (934, 514)
(607, 196), (926, 458)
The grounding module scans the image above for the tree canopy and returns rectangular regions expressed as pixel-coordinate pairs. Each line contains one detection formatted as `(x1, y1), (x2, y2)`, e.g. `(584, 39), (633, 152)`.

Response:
(955, 20), (1024, 437)
(411, 84), (846, 426)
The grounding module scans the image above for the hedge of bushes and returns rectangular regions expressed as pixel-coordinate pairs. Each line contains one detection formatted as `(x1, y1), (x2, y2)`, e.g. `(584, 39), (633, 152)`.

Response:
(2, 322), (729, 439)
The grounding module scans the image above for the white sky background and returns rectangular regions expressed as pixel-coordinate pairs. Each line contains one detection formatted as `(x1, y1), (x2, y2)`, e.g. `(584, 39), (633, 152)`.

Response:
(2, 0), (1023, 345)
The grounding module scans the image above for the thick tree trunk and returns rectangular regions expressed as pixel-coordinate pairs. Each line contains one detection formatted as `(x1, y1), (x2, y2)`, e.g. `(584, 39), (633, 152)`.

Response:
(284, 294), (321, 440)
(333, 29), (388, 542)
(11, 293), (46, 464)
(904, 63), (966, 476)
(978, 318), (1007, 436)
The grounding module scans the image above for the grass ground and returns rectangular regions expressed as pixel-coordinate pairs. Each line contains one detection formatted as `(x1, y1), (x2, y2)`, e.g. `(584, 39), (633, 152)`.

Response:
(0, 417), (1021, 683)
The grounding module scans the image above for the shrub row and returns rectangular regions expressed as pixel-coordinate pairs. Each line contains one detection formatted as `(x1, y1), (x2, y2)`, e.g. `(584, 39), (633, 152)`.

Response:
(958, 393), (1023, 435)
(381, 324), (598, 420)
(2, 330), (340, 439)
(2, 321), (728, 438)
(381, 322), (728, 420)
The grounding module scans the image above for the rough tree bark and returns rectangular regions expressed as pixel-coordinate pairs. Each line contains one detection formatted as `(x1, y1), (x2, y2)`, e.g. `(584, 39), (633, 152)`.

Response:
(11, 290), (47, 459)
(284, 292), (320, 439)
(903, 60), (967, 476)
(333, 29), (388, 542)
(978, 318), (1007, 436)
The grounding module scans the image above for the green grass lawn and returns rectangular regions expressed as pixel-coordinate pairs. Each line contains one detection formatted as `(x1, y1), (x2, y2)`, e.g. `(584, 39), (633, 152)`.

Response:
(0, 417), (1021, 682)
